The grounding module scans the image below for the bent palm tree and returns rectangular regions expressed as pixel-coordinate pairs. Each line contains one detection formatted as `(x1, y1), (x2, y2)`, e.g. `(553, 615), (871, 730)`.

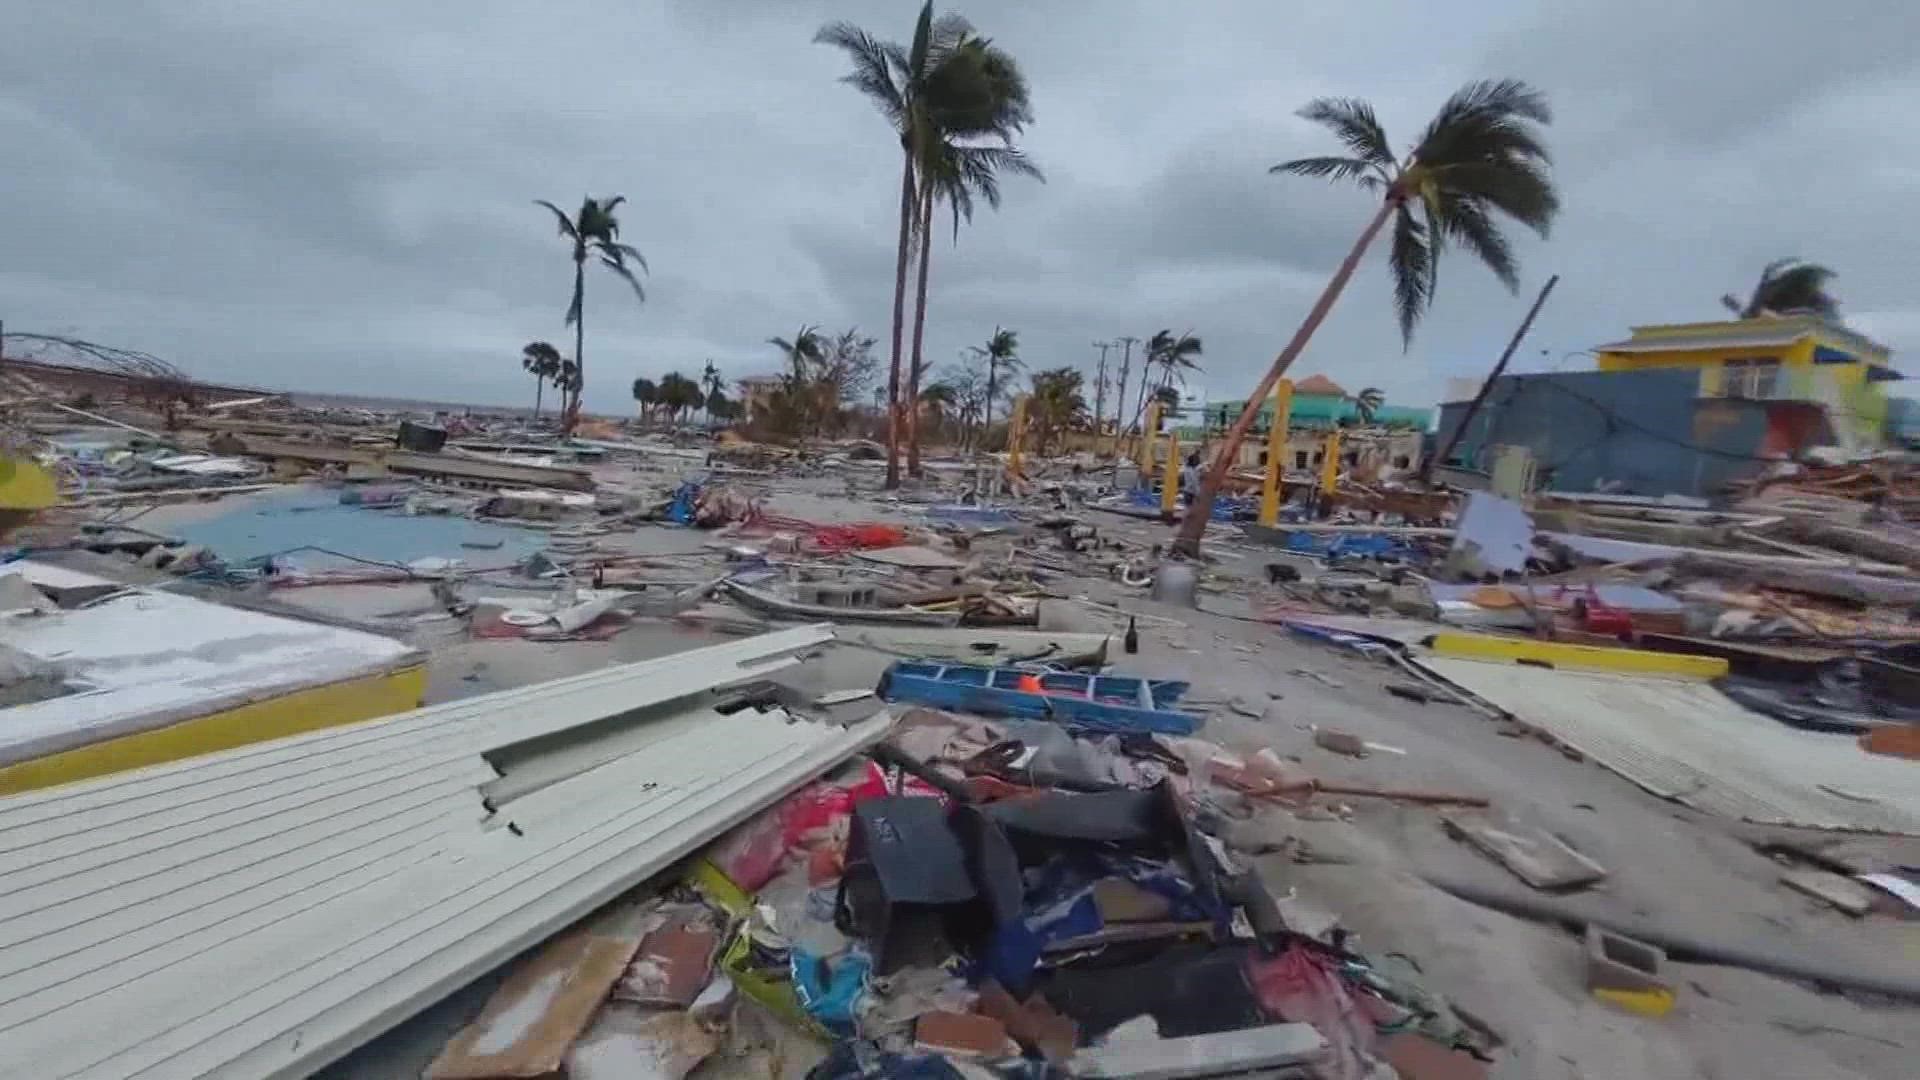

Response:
(536, 196), (647, 434)
(1174, 80), (1559, 554)
(521, 341), (562, 418)
(1352, 386), (1385, 424)
(769, 327), (828, 435)
(1722, 259), (1839, 320)
(701, 360), (723, 423)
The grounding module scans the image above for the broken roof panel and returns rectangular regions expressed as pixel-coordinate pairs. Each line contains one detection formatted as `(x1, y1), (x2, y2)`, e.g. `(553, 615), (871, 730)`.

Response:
(0, 624), (883, 1080)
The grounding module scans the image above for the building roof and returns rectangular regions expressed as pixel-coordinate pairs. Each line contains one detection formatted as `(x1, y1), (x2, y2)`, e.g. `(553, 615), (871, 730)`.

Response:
(1291, 374), (1347, 396)
(0, 561), (421, 768)
(737, 373), (786, 387)
(1595, 316), (1889, 358)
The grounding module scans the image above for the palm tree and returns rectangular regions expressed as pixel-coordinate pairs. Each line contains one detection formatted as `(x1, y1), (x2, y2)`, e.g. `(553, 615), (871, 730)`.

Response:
(904, 96), (1042, 477)
(631, 376), (658, 424)
(1352, 386), (1385, 424)
(1134, 329), (1202, 427)
(521, 341), (562, 419)
(815, 3), (1036, 488)
(1722, 259), (1839, 320)
(700, 360), (723, 423)
(658, 372), (702, 423)
(552, 358), (582, 421)
(918, 381), (957, 443)
(967, 326), (1022, 439)
(1174, 79), (1559, 555)
(1026, 367), (1088, 455)
(768, 326), (827, 435)
(535, 196), (648, 434)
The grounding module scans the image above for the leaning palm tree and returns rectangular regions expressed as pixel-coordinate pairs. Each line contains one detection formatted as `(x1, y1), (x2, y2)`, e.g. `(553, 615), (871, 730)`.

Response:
(1174, 80), (1559, 554)
(1722, 259), (1839, 320)
(1352, 386), (1385, 424)
(521, 341), (562, 419)
(816, 3), (1035, 487)
(535, 196), (648, 434)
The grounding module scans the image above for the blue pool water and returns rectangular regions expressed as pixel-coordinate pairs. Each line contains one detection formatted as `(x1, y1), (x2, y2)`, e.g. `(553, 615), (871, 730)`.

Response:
(173, 487), (550, 568)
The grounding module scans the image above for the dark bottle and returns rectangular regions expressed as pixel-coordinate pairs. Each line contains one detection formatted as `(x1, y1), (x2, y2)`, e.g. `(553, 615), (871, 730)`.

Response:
(1123, 616), (1139, 654)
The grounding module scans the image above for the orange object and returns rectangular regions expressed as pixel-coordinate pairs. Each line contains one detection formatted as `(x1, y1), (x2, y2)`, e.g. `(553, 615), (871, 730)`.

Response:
(1859, 724), (1920, 760)
(1015, 673), (1044, 694)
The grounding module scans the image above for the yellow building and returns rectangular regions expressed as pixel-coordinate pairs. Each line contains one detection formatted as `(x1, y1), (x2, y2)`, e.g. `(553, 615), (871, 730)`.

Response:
(1593, 316), (1899, 448)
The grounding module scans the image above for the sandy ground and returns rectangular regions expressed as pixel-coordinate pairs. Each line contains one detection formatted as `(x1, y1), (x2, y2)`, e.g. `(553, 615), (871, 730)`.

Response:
(139, 468), (1914, 1078)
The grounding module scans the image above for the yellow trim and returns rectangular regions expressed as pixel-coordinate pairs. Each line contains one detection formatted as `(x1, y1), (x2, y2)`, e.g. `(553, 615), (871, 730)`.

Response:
(0, 457), (60, 510)
(1258, 379), (1292, 526)
(1592, 987), (1675, 1017)
(1160, 431), (1181, 516)
(0, 665), (427, 796)
(1426, 633), (1728, 679)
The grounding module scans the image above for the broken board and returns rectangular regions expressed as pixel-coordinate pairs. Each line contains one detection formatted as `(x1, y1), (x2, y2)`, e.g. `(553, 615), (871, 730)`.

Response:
(426, 932), (640, 1079)
(1442, 810), (1606, 890)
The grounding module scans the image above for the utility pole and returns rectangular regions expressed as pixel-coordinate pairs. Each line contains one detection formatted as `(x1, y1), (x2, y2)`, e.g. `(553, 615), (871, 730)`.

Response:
(1422, 274), (1560, 488)
(1091, 340), (1113, 431)
(1107, 335), (1140, 464)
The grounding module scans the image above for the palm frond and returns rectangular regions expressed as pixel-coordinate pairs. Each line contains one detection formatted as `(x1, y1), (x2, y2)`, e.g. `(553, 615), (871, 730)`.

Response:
(1414, 80), (1554, 171)
(1271, 156), (1384, 188)
(1438, 159), (1559, 236)
(906, 1), (936, 76)
(564, 275), (584, 328)
(815, 21), (908, 128)
(535, 199), (579, 240)
(1296, 98), (1394, 167)
(1433, 195), (1518, 292)
(598, 254), (646, 302)
(600, 241), (650, 276)
(1389, 205), (1433, 346)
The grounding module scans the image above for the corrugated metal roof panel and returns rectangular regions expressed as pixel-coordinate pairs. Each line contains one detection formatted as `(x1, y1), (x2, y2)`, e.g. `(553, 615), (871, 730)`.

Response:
(0, 625), (885, 1080)
(1419, 657), (1920, 834)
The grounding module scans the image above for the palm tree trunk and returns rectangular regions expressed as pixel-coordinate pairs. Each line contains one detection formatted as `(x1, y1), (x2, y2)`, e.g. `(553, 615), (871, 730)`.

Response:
(566, 260), (586, 436)
(906, 181), (935, 479)
(1173, 197), (1399, 556)
(533, 378), (544, 419)
(984, 361), (998, 449)
(884, 152), (915, 488)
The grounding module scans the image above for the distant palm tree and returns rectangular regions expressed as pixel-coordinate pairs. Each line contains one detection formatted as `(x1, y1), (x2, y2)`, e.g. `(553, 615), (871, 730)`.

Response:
(700, 360), (723, 423)
(1176, 79), (1559, 554)
(816, 2), (1036, 487)
(535, 195), (648, 433)
(521, 341), (562, 418)
(918, 381), (957, 437)
(1722, 259), (1839, 320)
(1027, 367), (1088, 454)
(1134, 329), (1202, 427)
(768, 326), (826, 387)
(1353, 386), (1385, 424)
(658, 372), (702, 423)
(631, 376), (658, 423)
(966, 327), (1022, 439)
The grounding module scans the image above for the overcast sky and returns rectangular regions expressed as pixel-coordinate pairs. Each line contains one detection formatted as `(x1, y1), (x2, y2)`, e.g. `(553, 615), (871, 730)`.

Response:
(6, 1), (1917, 413)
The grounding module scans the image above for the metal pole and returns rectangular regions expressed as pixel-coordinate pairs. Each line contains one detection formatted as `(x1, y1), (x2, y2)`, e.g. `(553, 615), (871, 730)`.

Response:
(1258, 379), (1293, 526)
(1091, 340), (1112, 432)
(1422, 274), (1560, 488)
(1110, 336), (1138, 458)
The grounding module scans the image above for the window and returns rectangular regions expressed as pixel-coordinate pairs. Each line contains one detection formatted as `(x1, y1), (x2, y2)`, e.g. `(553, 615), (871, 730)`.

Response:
(1393, 454), (1411, 469)
(1295, 450), (1310, 469)
(1723, 358), (1780, 400)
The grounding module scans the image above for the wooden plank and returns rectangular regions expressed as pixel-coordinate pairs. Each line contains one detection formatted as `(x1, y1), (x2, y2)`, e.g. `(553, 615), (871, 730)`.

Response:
(427, 932), (640, 1079)
(1442, 811), (1606, 890)
(1426, 632), (1728, 679)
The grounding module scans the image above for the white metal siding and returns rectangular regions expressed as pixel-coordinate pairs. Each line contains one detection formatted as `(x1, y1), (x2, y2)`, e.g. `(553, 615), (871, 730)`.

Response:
(0, 625), (886, 1080)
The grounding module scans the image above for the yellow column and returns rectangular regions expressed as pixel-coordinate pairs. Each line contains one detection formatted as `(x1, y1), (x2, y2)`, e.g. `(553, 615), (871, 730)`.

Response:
(1160, 431), (1181, 515)
(1006, 394), (1029, 476)
(1135, 401), (1163, 479)
(1257, 379), (1293, 526)
(1318, 430), (1342, 497)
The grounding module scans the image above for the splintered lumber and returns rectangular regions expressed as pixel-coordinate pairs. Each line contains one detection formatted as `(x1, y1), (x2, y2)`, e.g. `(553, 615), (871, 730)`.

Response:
(1776, 517), (1920, 573)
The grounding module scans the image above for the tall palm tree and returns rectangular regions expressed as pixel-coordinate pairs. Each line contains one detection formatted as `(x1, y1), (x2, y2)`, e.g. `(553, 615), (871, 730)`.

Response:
(967, 326), (1022, 437)
(1174, 79), (1559, 554)
(903, 56), (1041, 477)
(768, 326), (827, 435)
(816, 3), (1035, 488)
(535, 196), (648, 434)
(1722, 259), (1839, 320)
(521, 341), (562, 419)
